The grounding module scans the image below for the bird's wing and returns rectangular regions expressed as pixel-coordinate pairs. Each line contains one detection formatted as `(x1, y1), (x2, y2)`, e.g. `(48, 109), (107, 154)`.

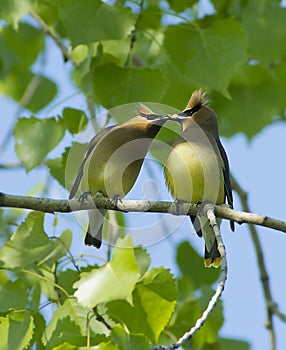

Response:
(216, 138), (235, 231)
(69, 125), (114, 199)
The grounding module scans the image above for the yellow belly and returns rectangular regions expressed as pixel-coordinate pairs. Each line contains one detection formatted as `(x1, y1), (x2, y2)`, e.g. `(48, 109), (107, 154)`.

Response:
(165, 141), (224, 204)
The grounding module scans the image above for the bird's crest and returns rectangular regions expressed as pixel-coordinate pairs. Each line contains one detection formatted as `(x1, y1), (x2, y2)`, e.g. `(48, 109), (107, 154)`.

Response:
(137, 103), (154, 116)
(184, 89), (208, 111)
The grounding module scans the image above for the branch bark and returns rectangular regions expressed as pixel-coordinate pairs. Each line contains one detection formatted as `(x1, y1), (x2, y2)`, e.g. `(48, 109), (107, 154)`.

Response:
(0, 192), (286, 235)
(29, 11), (77, 65)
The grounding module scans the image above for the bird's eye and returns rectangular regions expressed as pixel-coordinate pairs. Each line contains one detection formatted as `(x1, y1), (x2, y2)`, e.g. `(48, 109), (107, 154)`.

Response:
(182, 103), (202, 116)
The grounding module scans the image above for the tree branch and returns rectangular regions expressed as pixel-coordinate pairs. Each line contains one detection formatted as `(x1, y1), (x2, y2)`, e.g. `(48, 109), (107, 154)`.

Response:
(152, 204), (227, 349)
(231, 175), (279, 350)
(29, 10), (77, 66)
(0, 192), (285, 235)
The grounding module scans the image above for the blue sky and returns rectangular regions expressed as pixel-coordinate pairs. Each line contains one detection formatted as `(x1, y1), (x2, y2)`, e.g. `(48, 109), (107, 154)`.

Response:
(1, 35), (286, 350)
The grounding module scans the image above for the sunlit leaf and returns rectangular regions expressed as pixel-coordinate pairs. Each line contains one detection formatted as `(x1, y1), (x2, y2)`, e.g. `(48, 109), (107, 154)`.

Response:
(0, 1), (31, 28)
(0, 310), (34, 350)
(43, 298), (108, 348)
(14, 116), (65, 171)
(74, 236), (140, 307)
(0, 212), (72, 269)
(108, 267), (177, 343)
(111, 324), (150, 350)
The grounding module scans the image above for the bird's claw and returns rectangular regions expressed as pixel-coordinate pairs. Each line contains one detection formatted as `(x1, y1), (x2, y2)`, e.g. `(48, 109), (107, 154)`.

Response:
(198, 200), (213, 217)
(174, 199), (186, 214)
(78, 191), (91, 207)
(111, 195), (122, 209)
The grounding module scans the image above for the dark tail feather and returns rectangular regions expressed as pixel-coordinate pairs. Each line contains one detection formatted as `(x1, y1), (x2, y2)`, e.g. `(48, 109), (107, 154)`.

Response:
(190, 215), (221, 268)
(190, 215), (202, 237)
(204, 243), (221, 268)
(84, 223), (103, 248)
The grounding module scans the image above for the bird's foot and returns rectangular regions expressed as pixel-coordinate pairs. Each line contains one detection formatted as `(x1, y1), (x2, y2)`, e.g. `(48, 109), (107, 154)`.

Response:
(78, 191), (91, 207)
(174, 199), (187, 214)
(198, 200), (214, 217)
(110, 194), (123, 210)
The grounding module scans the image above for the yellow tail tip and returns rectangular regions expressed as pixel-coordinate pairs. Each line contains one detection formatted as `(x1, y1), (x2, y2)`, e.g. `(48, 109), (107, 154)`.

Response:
(204, 257), (221, 268)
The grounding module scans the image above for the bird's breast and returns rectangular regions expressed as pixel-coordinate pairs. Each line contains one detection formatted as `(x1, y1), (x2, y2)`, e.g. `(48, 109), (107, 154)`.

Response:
(165, 141), (224, 204)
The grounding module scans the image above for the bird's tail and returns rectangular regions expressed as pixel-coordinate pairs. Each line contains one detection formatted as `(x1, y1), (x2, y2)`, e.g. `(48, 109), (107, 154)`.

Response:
(85, 208), (107, 248)
(191, 216), (222, 268)
(204, 242), (221, 268)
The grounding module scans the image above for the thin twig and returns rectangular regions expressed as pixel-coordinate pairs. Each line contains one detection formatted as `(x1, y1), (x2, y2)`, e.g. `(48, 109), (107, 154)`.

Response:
(0, 192), (286, 236)
(29, 10), (77, 66)
(152, 204), (227, 350)
(231, 175), (276, 350)
(125, 0), (145, 67)
(0, 163), (24, 169)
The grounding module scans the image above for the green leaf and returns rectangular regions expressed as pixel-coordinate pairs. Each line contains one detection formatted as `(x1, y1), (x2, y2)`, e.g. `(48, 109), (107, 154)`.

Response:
(168, 286), (223, 348)
(57, 269), (79, 298)
(14, 116), (65, 171)
(0, 212), (72, 269)
(219, 337), (250, 350)
(92, 342), (118, 350)
(58, 0), (135, 46)
(108, 267), (177, 343)
(160, 63), (197, 109)
(92, 63), (167, 108)
(53, 343), (78, 350)
(176, 241), (219, 291)
(65, 142), (88, 196)
(137, 6), (162, 30)
(0, 68), (57, 112)
(25, 75), (57, 112)
(0, 0), (31, 27)
(111, 324), (150, 350)
(62, 107), (88, 134)
(167, 0), (198, 13)
(48, 143), (81, 190)
(140, 267), (178, 302)
(242, 2), (286, 66)
(44, 317), (84, 350)
(43, 298), (108, 347)
(211, 63), (286, 138)
(134, 246), (151, 276)
(0, 280), (29, 312)
(30, 0), (60, 25)
(0, 212), (47, 268)
(46, 157), (66, 188)
(74, 236), (140, 307)
(1, 23), (44, 67)
(0, 310), (34, 350)
(30, 312), (46, 349)
(164, 19), (247, 95)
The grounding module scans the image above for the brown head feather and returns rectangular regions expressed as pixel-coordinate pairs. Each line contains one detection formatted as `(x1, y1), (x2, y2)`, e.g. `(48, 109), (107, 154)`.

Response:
(184, 89), (208, 111)
(136, 103), (154, 115)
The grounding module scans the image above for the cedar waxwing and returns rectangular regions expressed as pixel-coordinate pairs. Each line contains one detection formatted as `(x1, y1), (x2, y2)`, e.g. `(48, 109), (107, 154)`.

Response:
(69, 105), (166, 248)
(164, 90), (234, 267)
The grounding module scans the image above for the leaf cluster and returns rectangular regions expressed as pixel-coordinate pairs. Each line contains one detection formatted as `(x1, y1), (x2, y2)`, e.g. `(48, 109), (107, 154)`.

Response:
(0, 216), (249, 349)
